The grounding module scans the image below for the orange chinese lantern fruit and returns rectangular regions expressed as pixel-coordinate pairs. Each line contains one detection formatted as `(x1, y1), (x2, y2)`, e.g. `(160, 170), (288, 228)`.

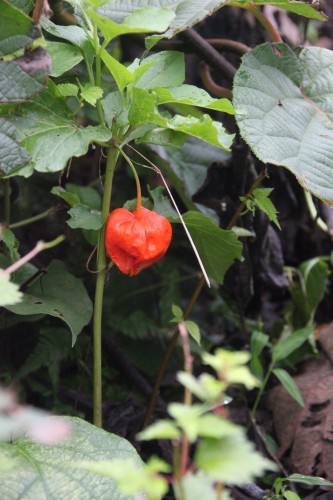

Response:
(105, 206), (172, 276)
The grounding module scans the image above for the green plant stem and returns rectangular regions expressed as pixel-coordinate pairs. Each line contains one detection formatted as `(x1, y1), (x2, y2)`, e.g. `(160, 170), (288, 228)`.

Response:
(118, 148), (142, 215)
(244, 5), (283, 43)
(93, 146), (119, 428)
(304, 190), (328, 232)
(3, 179), (10, 226)
(9, 209), (52, 229)
(93, 22), (105, 126)
(251, 362), (273, 419)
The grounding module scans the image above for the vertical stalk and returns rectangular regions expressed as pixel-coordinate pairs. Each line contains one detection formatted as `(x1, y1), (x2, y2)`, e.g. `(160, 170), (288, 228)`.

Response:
(93, 146), (119, 427)
(93, 23), (105, 126)
(251, 362), (273, 420)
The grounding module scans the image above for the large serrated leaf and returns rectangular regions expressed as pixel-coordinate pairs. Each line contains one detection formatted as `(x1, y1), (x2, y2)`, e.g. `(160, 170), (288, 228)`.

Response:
(154, 85), (234, 114)
(11, 83), (111, 173)
(40, 17), (95, 65)
(230, 0), (327, 20)
(0, 118), (30, 175)
(176, 211), (242, 283)
(134, 51), (185, 89)
(0, 48), (50, 103)
(5, 260), (93, 345)
(0, 416), (142, 500)
(0, 0), (40, 56)
(89, 6), (175, 43)
(46, 41), (83, 77)
(98, 1), (227, 47)
(233, 43), (333, 203)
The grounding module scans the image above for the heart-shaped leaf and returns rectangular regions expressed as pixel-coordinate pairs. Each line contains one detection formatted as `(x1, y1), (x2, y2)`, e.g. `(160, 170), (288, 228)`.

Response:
(233, 43), (333, 203)
(175, 211), (242, 283)
(11, 82), (111, 174)
(5, 260), (93, 345)
(0, 416), (142, 499)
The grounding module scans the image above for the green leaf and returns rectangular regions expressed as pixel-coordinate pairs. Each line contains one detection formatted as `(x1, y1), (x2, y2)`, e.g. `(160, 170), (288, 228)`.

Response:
(177, 372), (226, 402)
(138, 420), (181, 440)
(233, 43), (333, 203)
(128, 87), (166, 128)
(16, 327), (71, 382)
(251, 330), (269, 358)
(57, 83), (79, 98)
(0, 118), (31, 175)
(203, 349), (259, 389)
(0, 0), (40, 56)
(284, 492), (301, 500)
(176, 211), (242, 284)
(271, 326), (313, 363)
(134, 51), (185, 89)
(250, 330), (269, 379)
(148, 186), (177, 219)
(195, 432), (275, 483)
(0, 273), (23, 306)
(0, 51), (49, 103)
(77, 456), (168, 499)
(152, 136), (230, 199)
(174, 472), (220, 500)
(0, 416), (142, 499)
(89, 7), (175, 43)
(67, 204), (103, 230)
(166, 114), (233, 150)
(102, 90), (128, 128)
(80, 84), (103, 106)
(99, 1), (230, 48)
(100, 48), (133, 91)
(171, 304), (184, 322)
(51, 186), (80, 207)
(66, 183), (102, 210)
(10, 0), (34, 14)
(137, 127), (187, 147)
(230, 0), (327, 20)
(40, 17), (92, 51)
(168, 403), (207, 442)
(287, 474), (333, 487)
(300, 257), (330, 315)
(1, 228), (20, 263)
(5, 260), (93, 345)
(185, 320), (201, 344)
(273, 368), (304, 406)
(252, 188), (281, 229)
(46, 41), (83, 77)
(154, 85), (234, 114)
(12, 83), (112, 173)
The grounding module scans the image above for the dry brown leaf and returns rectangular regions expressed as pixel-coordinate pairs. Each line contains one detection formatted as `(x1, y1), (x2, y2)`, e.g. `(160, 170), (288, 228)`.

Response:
(267, 326), (333, 481)
(267, 361), (331, 458)
(291, 373), (333, 478)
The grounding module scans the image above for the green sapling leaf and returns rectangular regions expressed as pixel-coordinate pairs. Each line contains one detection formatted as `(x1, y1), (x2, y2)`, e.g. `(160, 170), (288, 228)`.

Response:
(272, 368), (304, 407)
(80, 84), (103, 106)
(67, 204), (103, 230)
(252, 188), (281, 229)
